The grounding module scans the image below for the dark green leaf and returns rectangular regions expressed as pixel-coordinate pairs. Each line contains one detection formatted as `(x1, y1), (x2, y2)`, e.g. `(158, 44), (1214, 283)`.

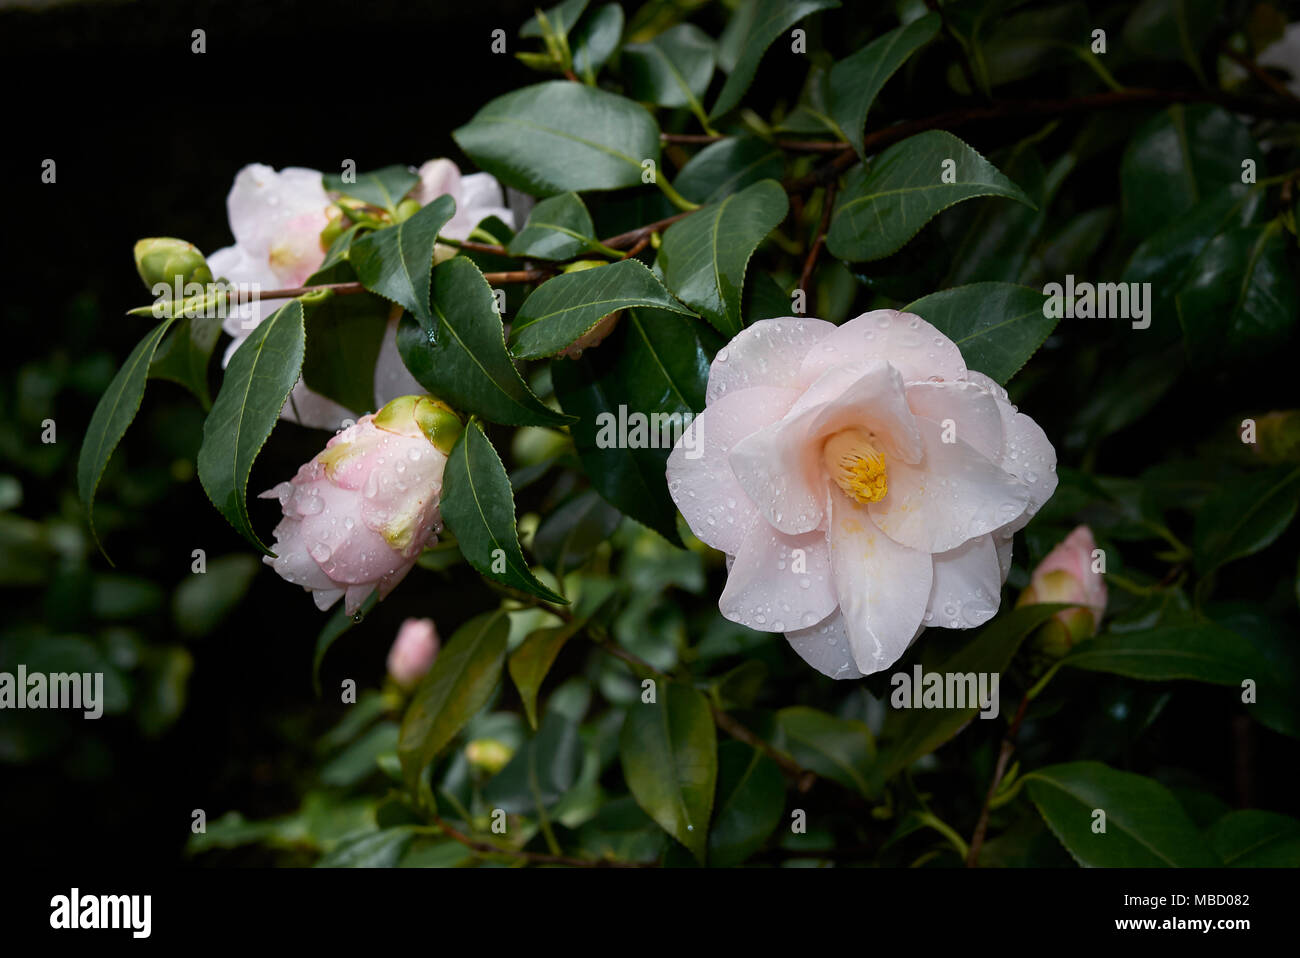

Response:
(674, 136), (784, 205)
(149, 313), (222, 408)
(507, 192), (600, 261)
(1026, 761), (1220, 866)
(78, 317), (176, 554)
(442, 421), (566, 603)
(1051, 624), (1271, 685)
(301, 291), (391, 414)
(312, 591), (379, 697)
(623, 23), (715, 112)
(656, 179), (788, 336)
(350, 195), (455, 320)
(453, 81), (660, 196)
(398, 610), (510, 784)
(394, 256), (568, 427)
(1206, 809), (1300, 866)
(196, 301), (306, 554)
(509, 619), (583, 729)
(1175, 222), (1299, 366)
(708, 741), (784, 866)
(552, 308), (719, 542)
(828, 131), (1034, 262)
(905, 282), (1057, 385)
(483, 709), (582, 812)
(776, 706), (877, 797)
(880, 604), (1068, 777)
(572, 4), (624, 81)
(829, 13), (940, 156)
(521, 0), (589, 38)
(511, 259), (693, 359)
(532, 488), (624, 575)
(619, 681), (717, 862)
(322, 164), (419, 214)
(1194, 465), (1300, 574)
(710, 0), (841, 120)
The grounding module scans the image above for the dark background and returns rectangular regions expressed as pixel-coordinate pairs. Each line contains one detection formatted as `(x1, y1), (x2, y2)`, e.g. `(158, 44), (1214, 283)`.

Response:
(4, 0), (1299, 868)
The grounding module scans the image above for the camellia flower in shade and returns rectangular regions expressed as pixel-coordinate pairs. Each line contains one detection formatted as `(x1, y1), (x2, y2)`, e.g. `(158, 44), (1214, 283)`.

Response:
(387, 618), (440, 689)
(211, 160), (514, 430)
(261, 395), (463, 614)
(1017, 524), (1107, 658)
(667, 311), (1058, 680)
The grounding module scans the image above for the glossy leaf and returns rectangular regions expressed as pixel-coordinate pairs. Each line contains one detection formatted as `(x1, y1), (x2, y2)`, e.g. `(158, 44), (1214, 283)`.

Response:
(1026, 761), (1220, 866)
(1175, 223), (1299, 366)
(1051, 624), (1271, 686)
(322, 164), (419, 214)
(1194, 465), (1300, 574)
(398, 611), (510, 784)
(511, 259), (693, 359)
(904, 282), (1057, 385)
(196, 301), (306, 554)
(710, 0), (841, 120)
(301, 291), (391, 414)
(394, 256), (568, 427)
(1206, 809), (1300, 867)
(708, 741), (784, 866)
(656, 179), (788, 336)
(674, 136), (784, 205)
(880, 604), (1068, 777)
(453, 81), (661, 196)
(149, 313), (222, 408)
(509, 619), (583, 729)
(619, 681), (717, 862)
(78, 316), (176, 554)
(828, 131), (1034, 262)
(350, 194), (455, 321)
(552, 307), (718, 543)
(507, 192), (600, 261)
(623, 23), (715, 112)
(571, 3), (624, 81)
(777, 706), (877, 797)
(441, 421), (566, 604)
(829, 13), (940, 155)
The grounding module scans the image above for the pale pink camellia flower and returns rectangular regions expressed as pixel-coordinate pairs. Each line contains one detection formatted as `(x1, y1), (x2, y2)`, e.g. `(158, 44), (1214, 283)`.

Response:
(1017, 525), (1107, 656)
(666, 311), (1058, 680)
(211, 160), (514, 431)
(387, 618), (440, 689)
(261, 395), (463, 615)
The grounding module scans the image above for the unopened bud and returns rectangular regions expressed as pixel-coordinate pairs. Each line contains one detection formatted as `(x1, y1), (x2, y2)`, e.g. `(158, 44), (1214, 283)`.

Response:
(387, 618), (439, 690)
(134, 238), (213, 291)
(1017, 525), (1107, 658)
(465, 738), (513, 774)
(1254, 411), (1300, 463)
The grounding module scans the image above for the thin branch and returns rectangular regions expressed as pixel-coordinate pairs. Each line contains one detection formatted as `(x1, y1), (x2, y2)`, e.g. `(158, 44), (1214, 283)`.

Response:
(798, 181), (836, 297)
(434, 816), (651, 868)
(1221, 44), (1300, 104)
(710, 705), (816, 791)
(966, 693), (1030, 866)
(661, 132), (846, 152)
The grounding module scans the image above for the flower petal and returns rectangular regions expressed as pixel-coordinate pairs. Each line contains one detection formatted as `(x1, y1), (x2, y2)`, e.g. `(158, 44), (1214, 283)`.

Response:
(869, 418), (1029, 553)
(784, 610), (864, 680)
(719, 522), (837, 633)
(905, 380), (1005, 461)
(728, 361), (919, 536)
(993, 401), (1058, 534)
(705, 317), (836, 406)
(828, 490), (933, 675)
(667, 385), (799, 554)
(799, 309), (967, 387)
(926, 534), (1003, 630)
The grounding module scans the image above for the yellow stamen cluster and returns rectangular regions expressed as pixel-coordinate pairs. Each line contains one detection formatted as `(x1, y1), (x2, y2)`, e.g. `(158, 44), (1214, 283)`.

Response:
(823, 429), (888, 504)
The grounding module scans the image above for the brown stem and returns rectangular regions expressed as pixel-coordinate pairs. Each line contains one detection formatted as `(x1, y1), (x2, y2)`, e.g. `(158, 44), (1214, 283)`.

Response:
(434, 816), (650, 868)
(600, 211), (694, 249)
(711, 705), (816, 791)
(798, 181), (836, 297)
(966, 693), (1030, 867)
(1221, 44), (1300, 104)
(785, 87), (1300, 193)
(661, 132), (846, 152)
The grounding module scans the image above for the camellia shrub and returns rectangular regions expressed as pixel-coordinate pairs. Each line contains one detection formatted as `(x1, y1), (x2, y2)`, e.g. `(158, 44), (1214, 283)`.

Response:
(77, 0), (1300, 868)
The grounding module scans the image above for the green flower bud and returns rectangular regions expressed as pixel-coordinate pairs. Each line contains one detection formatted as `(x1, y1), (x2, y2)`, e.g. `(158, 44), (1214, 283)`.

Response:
(465, 738), (513, 774)
(319, 206), (347, 252)
(374, 394), (464, 456)
(394, 198), (422, 223)
(133, 238), (213, 291)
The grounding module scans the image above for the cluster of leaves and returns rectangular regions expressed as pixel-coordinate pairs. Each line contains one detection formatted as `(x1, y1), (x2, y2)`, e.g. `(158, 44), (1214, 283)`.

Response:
(75, 0), (1300, 867)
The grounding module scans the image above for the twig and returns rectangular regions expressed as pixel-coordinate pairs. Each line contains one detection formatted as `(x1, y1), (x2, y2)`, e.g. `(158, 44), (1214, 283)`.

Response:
(434, 816), (651, 868)
(1221, 44), (1300, 103)
(798, 181), (836, 297)
(661, 132), (845, 152)
(966, 693), (1030, 866)
(710, 705), (816, 791)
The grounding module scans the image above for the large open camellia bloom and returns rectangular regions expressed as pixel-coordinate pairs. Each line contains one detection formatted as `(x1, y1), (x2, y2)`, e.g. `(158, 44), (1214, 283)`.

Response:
(667, 311), (1058, 680)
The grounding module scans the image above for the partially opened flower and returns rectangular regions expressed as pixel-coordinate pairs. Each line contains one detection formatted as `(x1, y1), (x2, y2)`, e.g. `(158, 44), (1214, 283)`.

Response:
(261, 395), (462, 614)
(667, 311), (1058, 679)
(212, 160), (514, 430)
(1017, 524), (1107, 657)
(387, 617), (440, 689)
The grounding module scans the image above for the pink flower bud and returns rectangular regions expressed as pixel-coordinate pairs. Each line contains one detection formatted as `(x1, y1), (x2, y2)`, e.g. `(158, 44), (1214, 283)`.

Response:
(260, 395), (464, 614)
(387, 617), (439, 689)
(1018, 525), (1107, 656)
